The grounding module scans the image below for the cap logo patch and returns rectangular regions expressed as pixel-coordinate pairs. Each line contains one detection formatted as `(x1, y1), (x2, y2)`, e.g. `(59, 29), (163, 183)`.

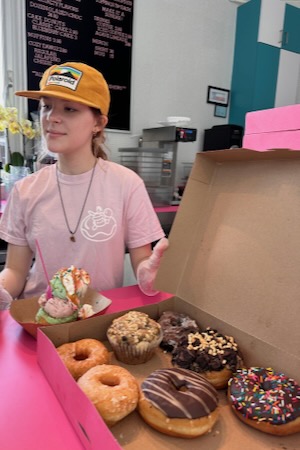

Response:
(46, 66), (83, 91)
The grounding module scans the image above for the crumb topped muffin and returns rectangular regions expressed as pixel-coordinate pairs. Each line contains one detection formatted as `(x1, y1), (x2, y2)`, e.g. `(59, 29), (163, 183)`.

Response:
(106, 311), (162, 364)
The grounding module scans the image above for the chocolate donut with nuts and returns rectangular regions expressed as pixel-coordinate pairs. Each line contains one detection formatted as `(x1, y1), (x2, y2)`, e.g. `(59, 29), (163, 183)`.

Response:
(172, 327), (243, 389)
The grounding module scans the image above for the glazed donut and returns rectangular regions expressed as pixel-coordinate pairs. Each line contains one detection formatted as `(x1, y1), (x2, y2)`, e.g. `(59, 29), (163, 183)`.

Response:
(138, 368), (219, 438)
(77, 364), (139, 426)
(228, 367), (300, 436)
(171, 327), (243, 389)
(57, 338), (110, 380)
(158, 311), (200, 352)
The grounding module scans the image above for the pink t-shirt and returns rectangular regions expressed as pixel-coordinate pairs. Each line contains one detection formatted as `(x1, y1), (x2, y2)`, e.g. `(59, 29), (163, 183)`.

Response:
(0, 159), (164, 298)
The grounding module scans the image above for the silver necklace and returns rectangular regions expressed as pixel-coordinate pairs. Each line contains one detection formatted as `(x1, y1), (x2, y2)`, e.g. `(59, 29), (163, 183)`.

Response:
(56, 159), (97, 242)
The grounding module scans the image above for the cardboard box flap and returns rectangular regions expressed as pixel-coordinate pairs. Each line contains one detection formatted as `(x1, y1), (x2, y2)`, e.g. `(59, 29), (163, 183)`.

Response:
(155, 148), (300, 366)
(39, 302), (162, 348)
(37, 330), (122, 450)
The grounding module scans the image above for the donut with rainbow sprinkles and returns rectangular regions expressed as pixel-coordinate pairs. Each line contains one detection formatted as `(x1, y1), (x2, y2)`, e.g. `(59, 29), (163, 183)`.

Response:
(228, 367), (300, 436)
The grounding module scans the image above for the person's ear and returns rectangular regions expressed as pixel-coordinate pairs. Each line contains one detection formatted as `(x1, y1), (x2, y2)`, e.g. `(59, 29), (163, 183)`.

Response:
(99, 115), (108, 129)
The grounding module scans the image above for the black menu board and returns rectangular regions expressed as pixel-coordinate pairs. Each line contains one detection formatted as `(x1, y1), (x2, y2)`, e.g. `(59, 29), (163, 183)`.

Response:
(25, 0), (134, 130)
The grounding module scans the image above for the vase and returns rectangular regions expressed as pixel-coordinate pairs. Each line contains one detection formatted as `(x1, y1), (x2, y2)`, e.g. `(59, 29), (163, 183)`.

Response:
(2, 166), (30, 198)
(10, 165), (30, 179)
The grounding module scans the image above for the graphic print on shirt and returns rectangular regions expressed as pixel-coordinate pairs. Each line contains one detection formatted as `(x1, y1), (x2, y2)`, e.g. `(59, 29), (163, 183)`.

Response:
(80, 206), (117, 241)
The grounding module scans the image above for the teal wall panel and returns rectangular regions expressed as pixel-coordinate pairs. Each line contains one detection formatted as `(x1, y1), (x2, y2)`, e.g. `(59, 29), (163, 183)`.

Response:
(252, 43), (280, 111)
(229, 0), (261, 127)
(283, 4), (300, 54)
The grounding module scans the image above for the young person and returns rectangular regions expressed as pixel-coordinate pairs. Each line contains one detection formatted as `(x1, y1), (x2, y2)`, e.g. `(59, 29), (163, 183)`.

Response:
(0, 62), (168, 306)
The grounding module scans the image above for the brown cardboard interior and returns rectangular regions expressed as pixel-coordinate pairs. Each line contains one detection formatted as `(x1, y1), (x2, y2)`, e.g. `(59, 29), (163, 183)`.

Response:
(37, 148), (300, 449)
(9, 287), (111, 338)
(155, 149), (300, 380)
(38, 298), (300, 449)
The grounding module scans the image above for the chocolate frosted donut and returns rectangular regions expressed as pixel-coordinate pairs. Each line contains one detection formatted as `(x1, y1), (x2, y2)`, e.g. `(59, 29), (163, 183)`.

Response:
(138, 368), (219, 438)
(228, 367), (300, 436)
(158, 311), (200, 352)
(141, 368), (218, 418)
(172, 327), (242, 389)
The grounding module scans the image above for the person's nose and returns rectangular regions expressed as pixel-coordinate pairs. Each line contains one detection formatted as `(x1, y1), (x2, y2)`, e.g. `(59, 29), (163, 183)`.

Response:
(47, 106), (61, 123)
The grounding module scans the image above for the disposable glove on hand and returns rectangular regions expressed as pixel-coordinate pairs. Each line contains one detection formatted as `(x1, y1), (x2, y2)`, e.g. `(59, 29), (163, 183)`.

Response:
(137, 237), (169, 296)
(0, 285), (13, 310)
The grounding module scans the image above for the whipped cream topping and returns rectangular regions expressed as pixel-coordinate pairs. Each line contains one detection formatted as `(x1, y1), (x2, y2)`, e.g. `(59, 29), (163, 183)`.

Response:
(50, 265), (90, 305)
(78, 304), (95, 319)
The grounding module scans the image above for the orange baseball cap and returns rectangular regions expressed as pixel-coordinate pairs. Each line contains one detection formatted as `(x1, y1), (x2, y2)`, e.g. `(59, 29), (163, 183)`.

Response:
(15, 62), (111, 116)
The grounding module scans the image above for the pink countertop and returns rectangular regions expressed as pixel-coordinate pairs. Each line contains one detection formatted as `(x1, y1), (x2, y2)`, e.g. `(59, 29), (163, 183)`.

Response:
(0, 285), (172, 450)
(154, 205), (179, 213)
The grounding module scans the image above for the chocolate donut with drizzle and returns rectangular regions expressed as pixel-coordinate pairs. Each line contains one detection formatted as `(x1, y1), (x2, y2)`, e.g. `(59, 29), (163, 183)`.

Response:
(138, 368), (219, 438)
(228, 367), (300, 436)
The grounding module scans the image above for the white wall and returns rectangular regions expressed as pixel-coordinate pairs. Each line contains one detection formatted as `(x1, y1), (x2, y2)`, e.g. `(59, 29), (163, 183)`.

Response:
(2, 0), (239, 185)
(106, 0), (238, 185)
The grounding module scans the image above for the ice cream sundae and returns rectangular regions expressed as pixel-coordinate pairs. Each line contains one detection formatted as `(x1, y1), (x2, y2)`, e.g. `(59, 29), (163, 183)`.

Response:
(35, 265), (93, 324)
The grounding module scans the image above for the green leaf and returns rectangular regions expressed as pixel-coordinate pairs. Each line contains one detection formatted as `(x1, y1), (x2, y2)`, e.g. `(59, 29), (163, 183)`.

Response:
(10, 151), (24, 166)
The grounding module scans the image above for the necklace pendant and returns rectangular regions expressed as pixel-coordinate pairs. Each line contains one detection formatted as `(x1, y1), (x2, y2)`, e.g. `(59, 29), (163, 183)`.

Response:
(57, 159), (97, 244)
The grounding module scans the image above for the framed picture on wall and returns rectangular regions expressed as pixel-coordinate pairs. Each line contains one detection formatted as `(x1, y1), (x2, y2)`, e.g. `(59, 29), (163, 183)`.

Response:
(214, 104), (227, 118)
(207, 86), (230, 106)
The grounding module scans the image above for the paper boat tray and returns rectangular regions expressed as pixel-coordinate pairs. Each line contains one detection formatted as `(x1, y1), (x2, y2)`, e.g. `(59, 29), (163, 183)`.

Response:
(9, 287), (111, 338)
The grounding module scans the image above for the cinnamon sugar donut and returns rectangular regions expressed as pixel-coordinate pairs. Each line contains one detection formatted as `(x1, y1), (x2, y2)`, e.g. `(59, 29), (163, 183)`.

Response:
(158, 311), (200, 352)
(172, 327), (243, 389)
(138, 368), (219, 438)
(77, 364), (139, 426)
(57, 338), (110, 380)
(228, 367), (300, 436)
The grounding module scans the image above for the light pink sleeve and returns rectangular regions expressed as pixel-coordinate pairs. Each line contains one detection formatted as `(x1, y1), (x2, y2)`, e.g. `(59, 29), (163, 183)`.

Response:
(125, 182), (165, 248)
(0, 184), (28, 246)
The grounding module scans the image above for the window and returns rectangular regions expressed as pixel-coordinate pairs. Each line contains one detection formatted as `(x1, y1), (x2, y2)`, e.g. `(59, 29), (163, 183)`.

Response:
(0, 1), (27, 111)
(0, 0), (4, 104)
(0, 0), (27, 163)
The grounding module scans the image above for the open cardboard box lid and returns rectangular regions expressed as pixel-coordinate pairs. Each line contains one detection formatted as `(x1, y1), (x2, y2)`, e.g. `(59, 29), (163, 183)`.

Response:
(155, 148), (300, 380)
(10, 287), (111, 338)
